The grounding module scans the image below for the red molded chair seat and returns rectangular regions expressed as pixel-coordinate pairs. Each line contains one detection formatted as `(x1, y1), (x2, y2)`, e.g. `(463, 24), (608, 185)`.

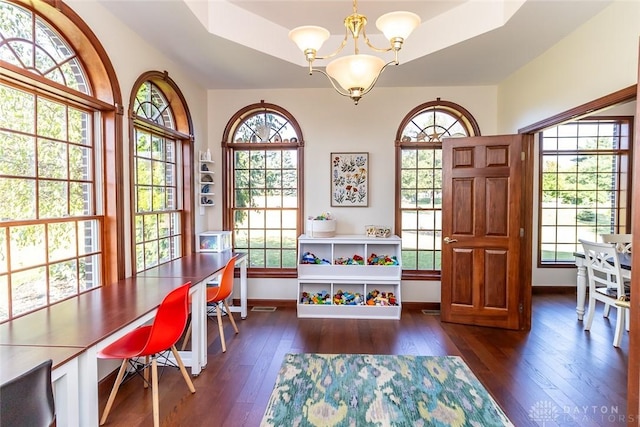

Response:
(97, 282), (195, 427)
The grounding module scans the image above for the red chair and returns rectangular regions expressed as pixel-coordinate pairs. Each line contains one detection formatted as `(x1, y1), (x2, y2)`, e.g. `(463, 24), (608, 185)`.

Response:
(97, 282), (195, 427)
(182, 256), (239, 353)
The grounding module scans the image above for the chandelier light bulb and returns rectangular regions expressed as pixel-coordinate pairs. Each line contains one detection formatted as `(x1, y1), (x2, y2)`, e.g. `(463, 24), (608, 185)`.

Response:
(289, 0), (421, 104)
(375, 11), (421, 42)
(288, 26), (330, 54)
(326, 54), (385, 93)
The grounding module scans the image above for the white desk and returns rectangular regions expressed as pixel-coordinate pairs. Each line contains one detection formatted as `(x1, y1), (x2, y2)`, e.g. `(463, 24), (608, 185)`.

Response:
(573, 252), (631, 320)
(138, 252), (248, 370)
(0, 345), (81, 427)
(0, 251), (249, 427)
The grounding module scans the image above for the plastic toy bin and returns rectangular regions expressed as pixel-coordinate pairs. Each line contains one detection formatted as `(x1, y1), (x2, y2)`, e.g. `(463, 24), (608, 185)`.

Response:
(198, 231), (232, 252)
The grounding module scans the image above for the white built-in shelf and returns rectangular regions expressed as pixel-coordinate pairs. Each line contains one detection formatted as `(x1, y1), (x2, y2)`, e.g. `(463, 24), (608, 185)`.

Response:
(297, 234), (402, 319)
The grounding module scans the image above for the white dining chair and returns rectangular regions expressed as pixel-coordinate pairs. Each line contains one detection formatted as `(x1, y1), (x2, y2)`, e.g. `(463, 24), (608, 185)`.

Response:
(580, 239), (629, 347)
(600, 234), (631, 331)
(600, 233), (632, 254)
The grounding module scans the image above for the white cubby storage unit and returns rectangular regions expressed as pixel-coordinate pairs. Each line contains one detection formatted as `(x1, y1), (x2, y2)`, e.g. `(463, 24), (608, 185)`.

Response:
(297, 234), (402, 319)
(198, 151), (214, 207)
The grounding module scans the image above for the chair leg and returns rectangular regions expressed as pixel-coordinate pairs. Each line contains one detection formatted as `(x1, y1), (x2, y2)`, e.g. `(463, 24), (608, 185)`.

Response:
(584, 297), (596, 330)
(152, 356), (160, 427)
(143, 355), (150, 389)
(626, 313), (630, 331)
(216, 303), (227, 352)
(223, 300), (239, 334)
(170, 345), (196, 393)
(603, 302), (611, 318)
(181, 320), (192, 351)
(100, 359), (129, 426)
(613, 306), (626, 347)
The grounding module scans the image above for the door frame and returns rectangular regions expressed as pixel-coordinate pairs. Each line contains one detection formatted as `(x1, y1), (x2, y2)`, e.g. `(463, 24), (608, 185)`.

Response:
(519, 84), (638, 418)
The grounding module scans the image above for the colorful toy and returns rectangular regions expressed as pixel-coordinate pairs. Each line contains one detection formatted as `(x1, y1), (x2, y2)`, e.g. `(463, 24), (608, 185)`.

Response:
(300, 291), (310, 304)
(364, 289), (398, 306)
(367, 253), (399, 266)
(334, 254), (364, 265)
(352, 254), (365, 265)
(301, 252), (330, 265)
(332, 290), (358, 305)
(301, 290), (334, 305)
(354, 293), (363, 305)
(388, 293), (397, 306)
(310, 212), (333, 220)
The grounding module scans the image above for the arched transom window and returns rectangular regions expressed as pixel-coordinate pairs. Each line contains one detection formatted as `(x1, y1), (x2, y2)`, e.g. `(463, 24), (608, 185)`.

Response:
(0, 1), (89, 93)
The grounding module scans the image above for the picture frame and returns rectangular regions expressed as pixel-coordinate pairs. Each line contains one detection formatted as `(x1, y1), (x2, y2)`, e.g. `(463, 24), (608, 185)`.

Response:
(330, 152), (368, 207)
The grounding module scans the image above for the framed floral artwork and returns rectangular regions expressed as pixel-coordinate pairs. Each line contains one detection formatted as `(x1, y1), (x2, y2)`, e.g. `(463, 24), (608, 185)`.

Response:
(331, 152), (368, 207)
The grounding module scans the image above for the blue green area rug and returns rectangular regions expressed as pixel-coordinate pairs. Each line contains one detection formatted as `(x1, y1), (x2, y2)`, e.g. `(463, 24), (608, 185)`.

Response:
(261, 353), (513, 427)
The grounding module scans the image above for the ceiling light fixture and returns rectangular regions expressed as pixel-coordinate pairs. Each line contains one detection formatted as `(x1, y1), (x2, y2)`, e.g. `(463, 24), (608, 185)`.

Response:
(288, 0), (421, 105)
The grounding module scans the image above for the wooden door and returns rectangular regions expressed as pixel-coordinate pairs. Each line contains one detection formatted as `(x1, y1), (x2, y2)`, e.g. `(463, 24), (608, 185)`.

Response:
(441, 135), (528, 330)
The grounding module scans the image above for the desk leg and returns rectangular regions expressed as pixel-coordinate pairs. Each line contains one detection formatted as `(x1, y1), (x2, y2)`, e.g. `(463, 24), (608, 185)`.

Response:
(239, 257), (247, 319)
(52, 357), (80, 427)
(576, 263), (587, 321)
(79, 346), (99, 427)
(174, 285), (204, 374)
(191, 281), (205, 374)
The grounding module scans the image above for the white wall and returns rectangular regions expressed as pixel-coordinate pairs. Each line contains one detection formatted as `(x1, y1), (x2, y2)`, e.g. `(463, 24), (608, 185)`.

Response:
(67, 0), (209, 278)
(498, 0), (640, 134)
(206, 86), (498, 301)
(497, 0), (640, 288)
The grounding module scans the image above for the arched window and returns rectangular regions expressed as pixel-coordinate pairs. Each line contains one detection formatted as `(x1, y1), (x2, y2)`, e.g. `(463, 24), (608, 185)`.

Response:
(395, 99), (480, 279)
(130, 74), (193, 273)
(222, 101), (303, 276)
(0, 0), (120, 321)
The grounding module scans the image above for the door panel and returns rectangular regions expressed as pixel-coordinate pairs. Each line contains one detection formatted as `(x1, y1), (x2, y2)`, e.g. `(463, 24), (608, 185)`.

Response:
(452, 248), (473, 304)
(441, 135), (524, 330)
(452, 179), (473, 234)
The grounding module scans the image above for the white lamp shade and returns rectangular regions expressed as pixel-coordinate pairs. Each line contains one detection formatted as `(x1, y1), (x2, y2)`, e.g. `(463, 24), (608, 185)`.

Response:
(288, 26), (330, 52)
(375, 11), (421, 41)
(326, 54), (386, 91)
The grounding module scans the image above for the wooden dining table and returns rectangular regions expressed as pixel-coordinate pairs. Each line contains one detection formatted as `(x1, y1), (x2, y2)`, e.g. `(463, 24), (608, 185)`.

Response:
(573, 251), (631, 320)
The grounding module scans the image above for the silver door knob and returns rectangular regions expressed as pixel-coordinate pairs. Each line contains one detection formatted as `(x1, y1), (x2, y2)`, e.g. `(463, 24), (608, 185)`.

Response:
(443, 237), (458, 244)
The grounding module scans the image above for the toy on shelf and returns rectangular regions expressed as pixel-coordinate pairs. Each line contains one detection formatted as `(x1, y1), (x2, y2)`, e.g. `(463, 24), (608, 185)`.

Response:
(312, 212), (333, 220)
(367, 253), (399, 266)
(300, 290), (332, 305)
(365, 290), (398, 306)
(365, 225), (391, 238)
(332, 289), (361, 305)
(300, 252), (330, 265)
(334, 254), (364, 265)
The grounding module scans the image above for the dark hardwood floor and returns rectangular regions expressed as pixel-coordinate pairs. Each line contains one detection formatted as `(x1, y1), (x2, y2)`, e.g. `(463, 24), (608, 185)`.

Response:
(97, 293), (628, 426)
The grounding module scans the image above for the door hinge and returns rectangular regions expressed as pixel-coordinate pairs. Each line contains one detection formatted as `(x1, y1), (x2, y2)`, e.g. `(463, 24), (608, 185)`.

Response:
(519, 303), (524, 313)
(520, 228), (524, 237)
(521, 151), (525, 161)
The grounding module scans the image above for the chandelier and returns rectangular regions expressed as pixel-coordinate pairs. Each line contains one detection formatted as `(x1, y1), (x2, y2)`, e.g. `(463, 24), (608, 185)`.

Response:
(288, 0), (421, 105)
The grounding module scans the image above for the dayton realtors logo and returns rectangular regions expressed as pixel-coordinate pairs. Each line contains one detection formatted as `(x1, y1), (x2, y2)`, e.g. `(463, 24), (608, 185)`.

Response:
(529, 401), (627, 425)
